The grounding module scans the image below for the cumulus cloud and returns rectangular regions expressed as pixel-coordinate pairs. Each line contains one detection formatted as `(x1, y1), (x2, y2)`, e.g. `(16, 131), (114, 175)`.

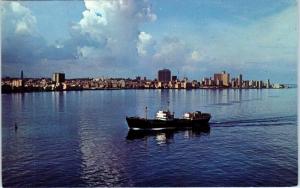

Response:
(2, 0), (158, 77)
(2, 2), (41, 65)
(71, 0), (157, 66)
(8, 2), (37, 35)
(149, 37), (206, 76)
(1, 1), (80, 77)
(137, 31), (155, 56)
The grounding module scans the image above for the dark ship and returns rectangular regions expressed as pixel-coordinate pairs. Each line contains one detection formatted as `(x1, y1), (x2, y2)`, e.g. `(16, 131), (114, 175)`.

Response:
(126, 108), (211, 130)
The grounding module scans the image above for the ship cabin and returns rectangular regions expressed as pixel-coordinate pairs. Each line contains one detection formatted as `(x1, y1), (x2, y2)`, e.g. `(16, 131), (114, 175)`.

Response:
(156, 110), (174, 121)
(183, 111), (202, 120)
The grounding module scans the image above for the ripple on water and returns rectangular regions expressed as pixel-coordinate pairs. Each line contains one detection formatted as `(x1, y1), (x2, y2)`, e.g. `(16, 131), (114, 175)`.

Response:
(2, 89), (298, 186)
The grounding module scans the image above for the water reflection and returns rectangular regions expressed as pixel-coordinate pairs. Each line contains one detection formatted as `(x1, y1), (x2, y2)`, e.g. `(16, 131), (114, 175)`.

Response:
(159, 89), (170, 110)
(52, 91), (66, 112)
(126, 126), (210, 144)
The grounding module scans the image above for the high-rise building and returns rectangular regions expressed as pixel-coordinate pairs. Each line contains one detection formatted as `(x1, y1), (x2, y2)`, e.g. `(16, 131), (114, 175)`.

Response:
(238, 74), (243, 88)
(20, 70), (24, 87)
(266, 79), (270, 88)
(214, 71), (230, 86)
(221, 71), (230, 86)
(172, 76), (177, 81)
(213, 73), (222, 85)
(250, 80), (256, 88)
(158, 69), (171, 82)
(258, 80), (263, 89)
(52, 73), (65, 84)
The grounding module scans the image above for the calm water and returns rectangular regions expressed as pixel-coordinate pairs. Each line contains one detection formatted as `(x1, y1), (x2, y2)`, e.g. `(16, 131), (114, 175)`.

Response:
(2, 89), (297, 186)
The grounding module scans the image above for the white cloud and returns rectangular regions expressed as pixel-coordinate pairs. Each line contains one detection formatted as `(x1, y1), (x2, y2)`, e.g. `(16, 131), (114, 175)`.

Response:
(137, 31), (155, 56)
(9, 2), (37, 35)
(190, 50), (202, 62)
(72, 0), (157, 66)
(136, 6), (157, 22)
(150, 37), (205, 75)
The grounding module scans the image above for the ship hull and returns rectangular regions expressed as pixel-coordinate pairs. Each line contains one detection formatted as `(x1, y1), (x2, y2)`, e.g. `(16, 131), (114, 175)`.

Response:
(126, 114), (211, 130)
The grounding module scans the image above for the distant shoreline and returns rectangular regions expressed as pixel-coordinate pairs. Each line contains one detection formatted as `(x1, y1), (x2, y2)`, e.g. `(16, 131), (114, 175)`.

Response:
(1, 87), (295, 94)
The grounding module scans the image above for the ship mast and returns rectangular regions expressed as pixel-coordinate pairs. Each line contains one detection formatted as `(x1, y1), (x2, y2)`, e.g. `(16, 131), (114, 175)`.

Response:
(145, 106), (148, 119)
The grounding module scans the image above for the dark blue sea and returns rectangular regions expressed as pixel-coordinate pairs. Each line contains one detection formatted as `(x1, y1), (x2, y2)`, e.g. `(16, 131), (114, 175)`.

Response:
(2, 89), (298, 186)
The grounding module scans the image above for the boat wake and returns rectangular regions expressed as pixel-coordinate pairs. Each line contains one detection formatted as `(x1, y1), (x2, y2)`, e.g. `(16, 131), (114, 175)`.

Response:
(210, 115), (296, 128)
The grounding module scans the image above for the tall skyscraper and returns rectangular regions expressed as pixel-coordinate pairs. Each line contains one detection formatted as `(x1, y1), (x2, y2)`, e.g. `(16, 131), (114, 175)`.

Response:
(221, 71), (230, 86)
(238, 74), (243, 88)
(158, 69), (171, 82)
(20, 70), (24, 87)
(52, 73), (65, 84)
(214, 71), (230, 86)
(267, 79), (270, 88)
(213, 73), (222, 85)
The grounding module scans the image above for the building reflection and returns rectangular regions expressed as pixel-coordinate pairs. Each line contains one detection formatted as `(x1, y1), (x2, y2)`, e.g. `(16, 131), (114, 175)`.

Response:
(51, 91), (66, 112)
(159, 89), (171, 110)
(126, 126), (210, 144)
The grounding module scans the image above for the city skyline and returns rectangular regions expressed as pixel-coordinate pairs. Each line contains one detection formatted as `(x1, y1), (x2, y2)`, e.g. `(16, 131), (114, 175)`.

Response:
(1, 69), (279, 83)
(2, 0), (297, 83)
(2, 69), (290, 94)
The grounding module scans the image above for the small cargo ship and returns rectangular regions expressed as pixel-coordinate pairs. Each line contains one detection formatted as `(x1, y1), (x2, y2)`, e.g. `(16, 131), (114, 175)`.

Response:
(126, 108), (211, 130)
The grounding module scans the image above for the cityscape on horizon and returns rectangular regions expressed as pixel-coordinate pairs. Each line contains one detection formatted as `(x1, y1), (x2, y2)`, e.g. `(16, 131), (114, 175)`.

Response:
(2, 68), (291, 93)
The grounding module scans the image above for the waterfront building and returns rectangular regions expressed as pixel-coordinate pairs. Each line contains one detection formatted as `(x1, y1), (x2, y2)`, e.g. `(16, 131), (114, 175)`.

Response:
(273, 83), (283, 89)
(256, 80), (263, 89)
(155, 81), (162, 88)
(208, 78), (214, 86)
(214, 71), (230, 86)
(174, 82), (181, 89)
(119, 80), (126, 88)
(222, 71), (230, 86)
(238, 74), (243, 88)
(244, 80), (249, 88)
(203, 78), (210, 86)
(266, 79), (271, 88)
(216, 79), (223, 86)
(52, 73), (65, 84)
(39, 79), (48, 87)
(182, 81), (192, 89)
(192, 80), (199, 88)
(62, 83), (68, 90)
(172, 76), (177, 81)
(258, 81), (262, 88)
(230, 78), (237, 88)
(168, 81), (175, 88)
(214, 73), (222, 86)
(250, 80), (256, 88)
(12, 79), (23, 87)
(158, 69), (171, 82)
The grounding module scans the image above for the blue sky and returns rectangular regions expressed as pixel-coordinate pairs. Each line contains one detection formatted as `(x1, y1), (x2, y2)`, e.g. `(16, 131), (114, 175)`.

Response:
(1, 0), (298, 83)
